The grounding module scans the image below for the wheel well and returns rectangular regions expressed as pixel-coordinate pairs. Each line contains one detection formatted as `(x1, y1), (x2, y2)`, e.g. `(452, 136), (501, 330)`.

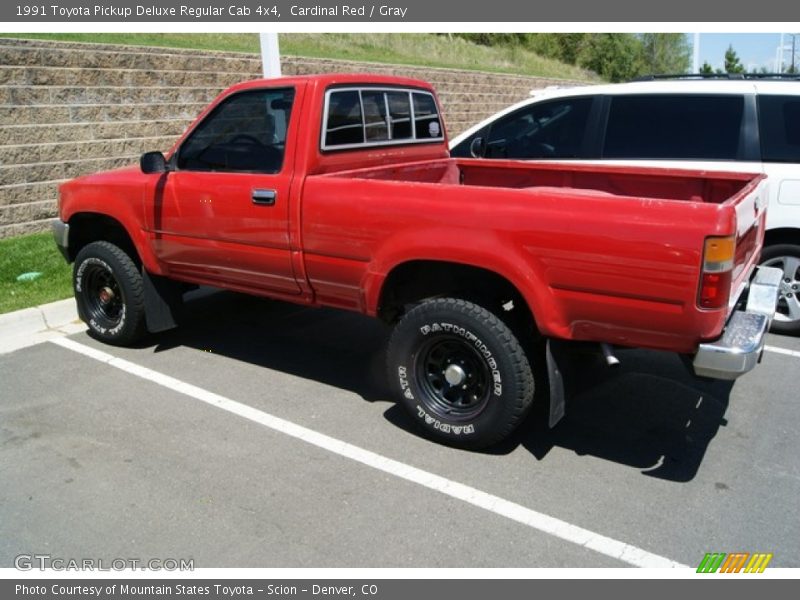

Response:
(377, 260), (537, 334)
(764, 228), (800, 249)
(67, 213), (140, 266)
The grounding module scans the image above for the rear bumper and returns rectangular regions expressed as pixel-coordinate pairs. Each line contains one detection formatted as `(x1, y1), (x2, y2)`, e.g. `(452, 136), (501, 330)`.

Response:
(51, 218), (70, 262)
(693, 265), (783, 380)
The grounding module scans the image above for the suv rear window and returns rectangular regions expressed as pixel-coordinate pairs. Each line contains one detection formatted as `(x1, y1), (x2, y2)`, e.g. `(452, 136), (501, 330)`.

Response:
(758, 95), (800, 163)
(603, 95), (744, 160)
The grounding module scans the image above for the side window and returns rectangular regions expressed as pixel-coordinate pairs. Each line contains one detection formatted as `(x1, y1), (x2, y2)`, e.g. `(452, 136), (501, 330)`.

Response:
(178, 88), (294, 173)
(322, 88), (444, 150)
(603, 95), (744, 160)
(484, 97), (594, 159)
(758, 95), (800, 163)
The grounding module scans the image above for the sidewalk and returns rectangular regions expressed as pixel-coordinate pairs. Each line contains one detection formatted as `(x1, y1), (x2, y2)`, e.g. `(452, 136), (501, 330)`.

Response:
(0, 298), (84, 354)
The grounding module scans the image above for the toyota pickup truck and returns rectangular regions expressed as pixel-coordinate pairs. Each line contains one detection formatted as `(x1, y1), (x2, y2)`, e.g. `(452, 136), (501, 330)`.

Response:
(53, 74), (782, 448)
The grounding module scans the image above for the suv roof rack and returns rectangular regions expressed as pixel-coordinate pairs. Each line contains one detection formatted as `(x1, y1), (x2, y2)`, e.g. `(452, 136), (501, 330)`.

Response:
(631, 73), (800, 82)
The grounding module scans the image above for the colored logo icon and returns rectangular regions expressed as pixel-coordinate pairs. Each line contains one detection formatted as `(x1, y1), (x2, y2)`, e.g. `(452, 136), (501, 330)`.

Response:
(697, 552), (773, 573)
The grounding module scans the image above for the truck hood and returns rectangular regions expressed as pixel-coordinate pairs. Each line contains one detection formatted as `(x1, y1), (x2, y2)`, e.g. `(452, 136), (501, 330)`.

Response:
(60, 165), (143, 194)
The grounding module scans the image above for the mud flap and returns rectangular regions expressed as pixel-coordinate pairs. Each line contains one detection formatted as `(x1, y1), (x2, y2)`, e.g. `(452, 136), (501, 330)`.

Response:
(546, 338), (567, 428)
(142, 269), (182, 333)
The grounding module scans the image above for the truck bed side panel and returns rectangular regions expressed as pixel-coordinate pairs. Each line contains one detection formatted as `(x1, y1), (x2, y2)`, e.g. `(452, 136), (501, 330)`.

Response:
(301, 163), (764, 353)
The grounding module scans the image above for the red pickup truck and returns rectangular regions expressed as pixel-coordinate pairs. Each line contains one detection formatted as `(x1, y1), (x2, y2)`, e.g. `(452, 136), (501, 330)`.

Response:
(54, 74), (781, 448)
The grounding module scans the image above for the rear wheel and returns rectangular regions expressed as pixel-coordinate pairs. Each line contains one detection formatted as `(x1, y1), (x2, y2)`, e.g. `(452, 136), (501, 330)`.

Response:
(760, 244), (800, 336)
(387, 298), (535, 449)
(73, 241), (146, 346)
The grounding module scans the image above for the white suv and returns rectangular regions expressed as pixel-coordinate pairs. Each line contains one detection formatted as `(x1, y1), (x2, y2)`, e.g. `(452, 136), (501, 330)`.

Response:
(451, 76), (800, 334)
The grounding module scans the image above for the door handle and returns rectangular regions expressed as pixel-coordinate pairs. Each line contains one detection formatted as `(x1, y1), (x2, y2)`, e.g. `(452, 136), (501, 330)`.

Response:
(252, 189), (276, 205)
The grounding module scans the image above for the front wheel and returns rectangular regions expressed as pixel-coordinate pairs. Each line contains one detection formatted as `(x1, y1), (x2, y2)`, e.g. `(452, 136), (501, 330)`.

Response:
(73, 241), (146, 346)
(760, 244), (800, 336)
(387, 298), (535, 449)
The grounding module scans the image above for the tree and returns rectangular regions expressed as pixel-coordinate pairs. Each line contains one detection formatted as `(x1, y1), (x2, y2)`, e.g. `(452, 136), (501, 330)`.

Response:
(639, 33), (691, 75)
(724, 44), (745, 74)
(699, 61), (715, 74)
(526, 33), (588, 65)
(576, 33), (645, 82)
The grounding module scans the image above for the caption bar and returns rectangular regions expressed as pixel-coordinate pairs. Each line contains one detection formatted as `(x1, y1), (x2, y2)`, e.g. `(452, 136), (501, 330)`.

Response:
(10, 2), (410, 20)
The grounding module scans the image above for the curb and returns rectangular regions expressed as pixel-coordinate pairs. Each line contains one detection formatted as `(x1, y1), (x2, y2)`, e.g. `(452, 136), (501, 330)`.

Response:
(0, 297), (84, 354)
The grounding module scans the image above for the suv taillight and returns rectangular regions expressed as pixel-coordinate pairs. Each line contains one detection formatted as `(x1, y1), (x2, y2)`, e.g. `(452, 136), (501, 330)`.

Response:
(698, 235), (735, 310)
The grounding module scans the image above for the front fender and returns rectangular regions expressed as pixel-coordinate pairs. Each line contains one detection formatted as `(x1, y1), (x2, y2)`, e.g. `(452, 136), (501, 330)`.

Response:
(59, 175), (163, 275)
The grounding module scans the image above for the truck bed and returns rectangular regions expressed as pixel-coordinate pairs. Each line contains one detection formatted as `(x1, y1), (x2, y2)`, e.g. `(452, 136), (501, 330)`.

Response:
(336, 158), (755, 204)
(304, 159), (767, 353)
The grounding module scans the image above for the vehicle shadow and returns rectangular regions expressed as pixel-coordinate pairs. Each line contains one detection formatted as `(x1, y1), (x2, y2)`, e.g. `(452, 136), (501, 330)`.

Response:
(506, 348), (733, 482)
(153, 289), (733, 482)
(151, 288), (394, 404)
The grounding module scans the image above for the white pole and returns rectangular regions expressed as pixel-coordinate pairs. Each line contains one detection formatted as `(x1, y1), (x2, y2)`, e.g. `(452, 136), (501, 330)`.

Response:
(779, 33), (785, 73)
(259, 32), (281, 78)
(692, 32), (700, 73)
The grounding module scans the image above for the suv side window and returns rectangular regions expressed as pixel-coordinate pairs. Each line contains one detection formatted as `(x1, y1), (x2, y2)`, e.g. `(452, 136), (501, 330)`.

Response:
(758, 95), (800, 162)
(481, 96), (594, 159)
(178, 88), (294, 173)
(603, 95), (744, 160)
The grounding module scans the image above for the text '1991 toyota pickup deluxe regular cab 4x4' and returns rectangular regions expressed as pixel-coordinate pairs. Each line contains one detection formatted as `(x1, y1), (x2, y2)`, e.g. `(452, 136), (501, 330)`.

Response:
(53, 74), (782, 448)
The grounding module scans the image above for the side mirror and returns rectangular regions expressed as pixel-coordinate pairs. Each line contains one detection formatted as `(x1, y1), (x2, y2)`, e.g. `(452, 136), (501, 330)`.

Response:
(140, 151), (168, 174)
(469, 137), (487, 158)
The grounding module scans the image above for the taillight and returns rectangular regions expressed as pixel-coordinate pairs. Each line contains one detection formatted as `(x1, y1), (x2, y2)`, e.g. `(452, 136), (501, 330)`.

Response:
(698, 236), (735, 310)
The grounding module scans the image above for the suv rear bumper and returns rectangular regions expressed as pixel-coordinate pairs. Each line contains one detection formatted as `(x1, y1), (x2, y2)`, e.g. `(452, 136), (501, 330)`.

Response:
(693, 265), (783, 380)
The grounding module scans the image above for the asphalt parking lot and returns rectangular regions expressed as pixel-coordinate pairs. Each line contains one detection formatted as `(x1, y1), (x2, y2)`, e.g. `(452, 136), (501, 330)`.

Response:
(2, 290), (799, 569)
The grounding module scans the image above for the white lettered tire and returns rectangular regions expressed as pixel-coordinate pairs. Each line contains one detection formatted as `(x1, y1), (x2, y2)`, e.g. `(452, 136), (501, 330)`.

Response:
(73, 241), (146, 346)
(387, 298), (535, 448)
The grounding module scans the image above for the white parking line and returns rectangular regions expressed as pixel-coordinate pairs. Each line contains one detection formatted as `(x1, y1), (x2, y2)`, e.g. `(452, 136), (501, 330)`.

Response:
(50, 336), (688, 569)
(765, 345), (800, 359)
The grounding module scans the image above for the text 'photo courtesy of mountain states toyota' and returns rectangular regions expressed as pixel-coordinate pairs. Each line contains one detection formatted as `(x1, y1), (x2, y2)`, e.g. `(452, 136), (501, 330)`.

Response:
(451, 74), (800, 335)
(54, 74), (781, 449)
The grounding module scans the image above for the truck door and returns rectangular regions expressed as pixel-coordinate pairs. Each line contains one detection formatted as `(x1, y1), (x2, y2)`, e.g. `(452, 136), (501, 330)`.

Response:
(146, 86), (301, 295)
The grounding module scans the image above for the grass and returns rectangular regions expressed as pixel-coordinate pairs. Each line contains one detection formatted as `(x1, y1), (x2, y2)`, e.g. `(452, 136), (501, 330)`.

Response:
(0, 232), (72, 314)
(0, 32), (598, 81)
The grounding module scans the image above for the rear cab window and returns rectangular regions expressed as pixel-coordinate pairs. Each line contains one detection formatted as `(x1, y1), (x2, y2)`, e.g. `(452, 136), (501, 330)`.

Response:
(322, 87), (444, 151)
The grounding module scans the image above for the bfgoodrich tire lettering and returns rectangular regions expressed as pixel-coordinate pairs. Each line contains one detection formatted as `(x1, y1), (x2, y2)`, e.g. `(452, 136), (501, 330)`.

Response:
(73, 241), (146, 346)
(387, 298), (535, 448)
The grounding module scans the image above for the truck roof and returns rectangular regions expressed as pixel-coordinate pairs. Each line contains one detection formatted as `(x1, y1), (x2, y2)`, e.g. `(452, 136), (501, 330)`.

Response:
(222, 73), (437, 95)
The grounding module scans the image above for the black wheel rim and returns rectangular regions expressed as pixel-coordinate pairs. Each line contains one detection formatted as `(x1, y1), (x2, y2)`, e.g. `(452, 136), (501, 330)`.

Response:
(415, 335), (491, 421)
(82, 262), (124, 326)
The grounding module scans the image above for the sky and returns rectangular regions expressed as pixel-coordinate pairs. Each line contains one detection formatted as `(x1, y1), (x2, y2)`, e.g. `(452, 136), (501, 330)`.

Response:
(694, 33), (797, 72)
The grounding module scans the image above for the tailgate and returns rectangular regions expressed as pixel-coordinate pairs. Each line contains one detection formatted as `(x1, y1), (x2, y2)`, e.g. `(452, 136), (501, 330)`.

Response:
(728, 175), (769, 312)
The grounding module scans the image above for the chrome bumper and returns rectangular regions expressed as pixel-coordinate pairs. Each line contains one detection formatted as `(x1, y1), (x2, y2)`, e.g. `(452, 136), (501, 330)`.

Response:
(51, 218), (70, 261)
(693, 266), (783, 380)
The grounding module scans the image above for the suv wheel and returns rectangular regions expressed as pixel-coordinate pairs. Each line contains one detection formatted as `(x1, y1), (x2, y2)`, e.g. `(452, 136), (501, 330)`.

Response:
(761, 244), (800, 335)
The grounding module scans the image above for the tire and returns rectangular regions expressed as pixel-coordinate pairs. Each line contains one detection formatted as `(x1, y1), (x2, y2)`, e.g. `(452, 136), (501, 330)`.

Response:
(387, 298), (535, 449)
(760, 244), (800, 336)
(73, 241), (146, 346)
